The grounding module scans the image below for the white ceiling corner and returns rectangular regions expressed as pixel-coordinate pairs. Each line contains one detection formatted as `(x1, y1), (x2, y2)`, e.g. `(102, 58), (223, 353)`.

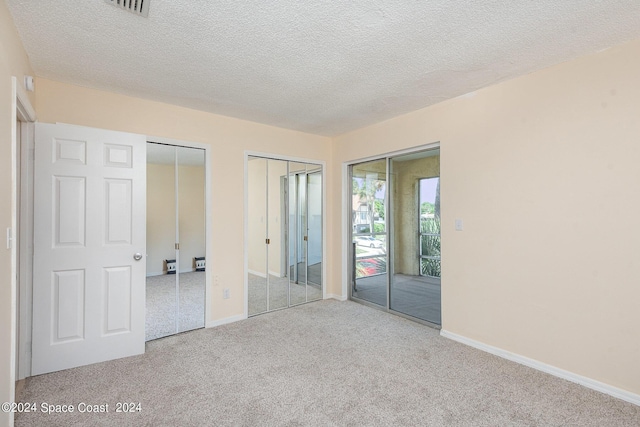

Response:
(6, 1), (640, 136)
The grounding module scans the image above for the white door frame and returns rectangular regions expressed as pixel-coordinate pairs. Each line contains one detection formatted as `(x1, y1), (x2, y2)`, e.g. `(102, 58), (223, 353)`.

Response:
(11, 77), (36, 394)
(147, 136), (213, 327)
(243, 151), (327, 319)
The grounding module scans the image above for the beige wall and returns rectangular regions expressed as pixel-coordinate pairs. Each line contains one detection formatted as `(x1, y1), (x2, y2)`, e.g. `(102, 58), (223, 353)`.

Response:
(147, 163), (205, 276)
(1, 2), (35, 426)
(392, 155), (439, 274)
(35, 78), (332, 324)
(333, 39), (640, 395)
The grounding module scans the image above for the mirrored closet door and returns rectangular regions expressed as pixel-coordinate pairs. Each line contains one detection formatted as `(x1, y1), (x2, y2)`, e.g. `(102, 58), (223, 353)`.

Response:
(146, 143), (206, 340)
(248, 156), (323, 316)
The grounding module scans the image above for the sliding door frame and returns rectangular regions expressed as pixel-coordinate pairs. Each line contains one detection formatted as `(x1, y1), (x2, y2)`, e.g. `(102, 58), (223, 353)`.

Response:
(244, 151), (327, 319)
(342, 142), (441, 328)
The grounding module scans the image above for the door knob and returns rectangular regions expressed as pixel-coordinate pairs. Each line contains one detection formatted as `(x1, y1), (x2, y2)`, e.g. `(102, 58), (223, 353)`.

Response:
(133, 253), (143, 261)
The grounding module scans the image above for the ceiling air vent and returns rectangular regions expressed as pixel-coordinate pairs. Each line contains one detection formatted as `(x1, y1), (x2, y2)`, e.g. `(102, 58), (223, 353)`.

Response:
(105, 0), (150, 18)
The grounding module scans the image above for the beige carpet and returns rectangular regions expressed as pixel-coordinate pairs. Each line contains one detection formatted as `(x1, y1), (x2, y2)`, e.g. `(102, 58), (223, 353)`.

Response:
(17, 300), (640, 426)
(146, 271), (205, 341)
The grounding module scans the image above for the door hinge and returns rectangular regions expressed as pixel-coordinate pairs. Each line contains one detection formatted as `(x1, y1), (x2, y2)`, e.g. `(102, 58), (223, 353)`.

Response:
(175, 243), (179, 250)
(266, 239), (270, 244)
(303, 236), (308, 241)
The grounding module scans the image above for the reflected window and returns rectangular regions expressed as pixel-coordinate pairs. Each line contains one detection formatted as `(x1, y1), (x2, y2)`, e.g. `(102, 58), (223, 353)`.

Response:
(419, 177), (440, 278)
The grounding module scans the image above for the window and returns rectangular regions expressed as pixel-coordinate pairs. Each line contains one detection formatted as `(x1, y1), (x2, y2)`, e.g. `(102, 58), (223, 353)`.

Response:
(419, 177), (440, 278)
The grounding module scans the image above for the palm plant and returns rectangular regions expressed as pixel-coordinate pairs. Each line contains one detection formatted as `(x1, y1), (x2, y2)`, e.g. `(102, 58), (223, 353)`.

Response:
(420, 217), (441, 277)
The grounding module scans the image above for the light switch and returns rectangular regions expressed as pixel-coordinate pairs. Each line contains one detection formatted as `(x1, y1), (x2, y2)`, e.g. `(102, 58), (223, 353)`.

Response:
(455, 219), (464, 231)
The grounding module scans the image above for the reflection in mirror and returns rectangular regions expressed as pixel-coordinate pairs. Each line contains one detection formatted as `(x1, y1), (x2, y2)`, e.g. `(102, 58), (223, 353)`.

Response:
(248, 156), (268, 315)
(289, 162), (307, 306)
(146, 142), (206, 340)
(390, 149), (441, 324)
(146, 143), (178, 340)
(306, 170), (322, 301)
(268, 159), (288, 311)
(350, 158), (388, 307)
(176, 146), (206, 333)
(248, 157), (323, 315)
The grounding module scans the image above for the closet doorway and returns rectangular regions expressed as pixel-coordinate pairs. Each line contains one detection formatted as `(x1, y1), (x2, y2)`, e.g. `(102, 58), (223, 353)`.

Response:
(247, 156), (323, 316)
(146, 142), (206, 340)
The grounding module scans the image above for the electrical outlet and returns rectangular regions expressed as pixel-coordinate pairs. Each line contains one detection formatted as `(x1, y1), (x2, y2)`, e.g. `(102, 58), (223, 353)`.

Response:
(223, 288), (230, 299)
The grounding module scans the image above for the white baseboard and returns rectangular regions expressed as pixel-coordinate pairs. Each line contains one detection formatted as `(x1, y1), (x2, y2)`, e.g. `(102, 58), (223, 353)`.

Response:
(326, 293), (347, 301)
(206, 314), (246, 328)
(440, 329), (640, 407)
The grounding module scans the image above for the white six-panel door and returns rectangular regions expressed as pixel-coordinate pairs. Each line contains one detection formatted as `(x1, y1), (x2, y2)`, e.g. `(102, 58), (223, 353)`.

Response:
(32, 123), (146, 375)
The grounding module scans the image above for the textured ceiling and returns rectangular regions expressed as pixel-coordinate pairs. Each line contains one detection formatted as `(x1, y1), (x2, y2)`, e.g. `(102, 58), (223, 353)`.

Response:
(6, 1), (640, 136)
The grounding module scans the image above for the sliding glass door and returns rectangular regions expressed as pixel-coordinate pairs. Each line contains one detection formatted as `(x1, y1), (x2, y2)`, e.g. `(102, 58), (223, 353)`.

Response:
(389, 151), (441, 324)
(350, 148), (441, 326)
(350, 159), (388, 307)
(248, 157), (323, 316)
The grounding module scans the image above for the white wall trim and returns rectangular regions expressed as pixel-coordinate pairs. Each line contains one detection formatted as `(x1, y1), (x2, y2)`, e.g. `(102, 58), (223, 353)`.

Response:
(326, 293), (348, 301)
(206, 314), (246, 328)
(440, 329), (640, 407)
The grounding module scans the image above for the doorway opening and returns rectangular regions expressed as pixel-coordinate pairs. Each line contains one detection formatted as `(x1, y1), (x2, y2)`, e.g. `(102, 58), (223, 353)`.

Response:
(13, 77), (36, 389)
(349, 147), (441, 327)
(247, 156), (323, 316)
(146, 142), (206, 341)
